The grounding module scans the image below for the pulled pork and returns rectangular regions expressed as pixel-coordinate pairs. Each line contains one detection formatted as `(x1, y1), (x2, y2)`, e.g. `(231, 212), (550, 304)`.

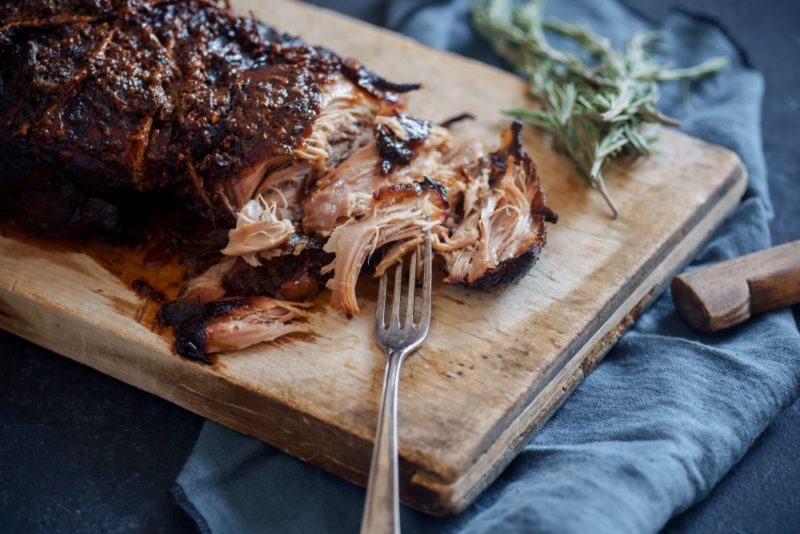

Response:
(165, 118), (555, 361)
(0, 1), (556, 361)
(322, 179), (448, 316)
(221, 197), (296, 266)
(302, 118), (455, 236)
(436, 120), (558, 286)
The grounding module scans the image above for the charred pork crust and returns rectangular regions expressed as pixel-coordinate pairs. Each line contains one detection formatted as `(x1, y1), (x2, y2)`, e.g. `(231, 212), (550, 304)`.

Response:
(0, 0), (125, 31)
(223, 242), (332, 302)
(160, 297), (244, 363)
(340, 60), (421, 101)
(439, 112), (476, 128)
(461, 238), (541, 290)
(375, 112), (432, 174)
(0, 0), (419, 234)
(493, 121), (558, 224)
(371, 176), (449, 209)
(160, 295), (310, 361)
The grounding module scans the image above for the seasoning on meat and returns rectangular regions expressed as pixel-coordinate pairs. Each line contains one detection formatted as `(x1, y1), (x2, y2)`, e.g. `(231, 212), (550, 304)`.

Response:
(0, 0), (413, 233)
(1, 1), (557, 361)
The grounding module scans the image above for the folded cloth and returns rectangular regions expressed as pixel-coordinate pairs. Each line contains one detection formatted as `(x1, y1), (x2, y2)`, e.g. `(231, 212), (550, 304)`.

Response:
(172, 1), (800, 532)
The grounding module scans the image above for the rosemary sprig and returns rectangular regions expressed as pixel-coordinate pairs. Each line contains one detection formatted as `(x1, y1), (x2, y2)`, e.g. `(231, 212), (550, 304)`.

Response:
(472, 0), (729, 217)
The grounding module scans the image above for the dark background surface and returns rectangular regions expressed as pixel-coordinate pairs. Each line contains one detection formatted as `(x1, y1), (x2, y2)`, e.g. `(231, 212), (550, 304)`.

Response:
(1, 0), (798, 532)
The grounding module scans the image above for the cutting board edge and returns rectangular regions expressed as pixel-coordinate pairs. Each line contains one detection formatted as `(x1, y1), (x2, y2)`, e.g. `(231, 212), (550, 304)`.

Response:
(405, 157), (748, 515)
(0, 0), (754, 513)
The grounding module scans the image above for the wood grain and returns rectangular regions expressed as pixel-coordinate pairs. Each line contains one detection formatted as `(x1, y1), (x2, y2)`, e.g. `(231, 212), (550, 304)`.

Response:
(0, 0), (747, 515)
(672, 240), (800, 332)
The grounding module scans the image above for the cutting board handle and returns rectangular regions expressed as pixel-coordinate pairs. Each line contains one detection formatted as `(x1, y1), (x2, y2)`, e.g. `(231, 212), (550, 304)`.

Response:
(671, 240), (800, 332)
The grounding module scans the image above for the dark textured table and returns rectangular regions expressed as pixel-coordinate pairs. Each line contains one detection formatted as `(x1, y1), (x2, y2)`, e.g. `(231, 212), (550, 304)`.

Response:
(1, 1), (798, 532)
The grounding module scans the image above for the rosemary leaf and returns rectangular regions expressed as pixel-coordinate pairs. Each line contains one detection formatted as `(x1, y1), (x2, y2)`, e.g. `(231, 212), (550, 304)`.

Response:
(472, 0), (730, 217)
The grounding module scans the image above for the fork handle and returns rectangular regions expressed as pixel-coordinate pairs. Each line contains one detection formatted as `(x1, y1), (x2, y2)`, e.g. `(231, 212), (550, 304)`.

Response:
(360, 348), (406, 534)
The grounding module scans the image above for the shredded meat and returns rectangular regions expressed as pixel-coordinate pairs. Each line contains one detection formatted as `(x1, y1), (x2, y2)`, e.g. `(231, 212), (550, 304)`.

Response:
(221, 78), (384, 266)
(436, 120), (558, 287)
(253, 162), (312, 221)
(294, 74), (384, 172)
(302, 124), (455, 236)
(222, 196), (296, 266)
(322, 179), (448, 316)
(374, 237), (425, 276)
(203, 297), (311, 354)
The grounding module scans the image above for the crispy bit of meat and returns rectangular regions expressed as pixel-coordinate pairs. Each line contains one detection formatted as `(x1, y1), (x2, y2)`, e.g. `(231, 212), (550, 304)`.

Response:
(322, 179), (448, 316)
(375, 112), (431, 174)
(439, 112), (476, 128)
(302, 125), (454, 236)
(222, 196), (296, 266)
(161, 297), (311, 362)
(223, 243), (332, 302)
(340, 59), (421, 101)
(436, 120), (557, 287)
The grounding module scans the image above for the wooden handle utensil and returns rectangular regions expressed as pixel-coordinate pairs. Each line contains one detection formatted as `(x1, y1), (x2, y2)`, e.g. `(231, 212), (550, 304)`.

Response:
(671, 240), (800, 332)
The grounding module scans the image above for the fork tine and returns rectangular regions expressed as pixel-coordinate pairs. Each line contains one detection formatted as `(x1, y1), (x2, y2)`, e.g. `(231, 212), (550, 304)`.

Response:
(375, 270), (387, 329)
(419, 232), (433, 329)
(405, 250), (417, 327)
(389, 262), (403, 328)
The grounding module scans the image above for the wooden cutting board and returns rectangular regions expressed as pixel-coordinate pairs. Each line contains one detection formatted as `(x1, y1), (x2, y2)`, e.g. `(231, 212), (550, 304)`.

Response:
(0, 0), (746, 515)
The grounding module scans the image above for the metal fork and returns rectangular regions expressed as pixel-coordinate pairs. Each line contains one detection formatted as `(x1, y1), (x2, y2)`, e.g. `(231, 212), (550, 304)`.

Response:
(360, 234), (433, 534)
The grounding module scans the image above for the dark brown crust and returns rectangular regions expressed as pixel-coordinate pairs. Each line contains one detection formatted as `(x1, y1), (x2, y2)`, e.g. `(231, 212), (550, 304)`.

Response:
(488, 119), (528, 185)
(372, 176), (449, 212)
(340, 60), (420, 101)
(375, 112), (431, 174)
(223, 244), (332, 301)
(160, 297), (250, 363)
(439, 112), (475, 128)
(0, 0), (419, 233)
(457, 239), (544, 290)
